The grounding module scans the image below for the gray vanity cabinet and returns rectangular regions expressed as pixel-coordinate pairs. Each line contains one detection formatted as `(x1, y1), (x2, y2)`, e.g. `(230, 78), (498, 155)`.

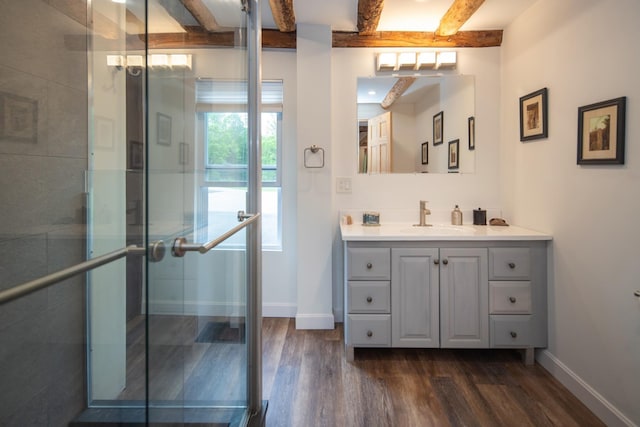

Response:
(344, 240), (548, 364)
(391, 248), (439, 348)
(439, 248), (489, 348)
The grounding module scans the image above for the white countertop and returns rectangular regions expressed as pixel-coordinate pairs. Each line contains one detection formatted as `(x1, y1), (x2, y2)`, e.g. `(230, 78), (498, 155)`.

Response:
(340, 222), (552, 241)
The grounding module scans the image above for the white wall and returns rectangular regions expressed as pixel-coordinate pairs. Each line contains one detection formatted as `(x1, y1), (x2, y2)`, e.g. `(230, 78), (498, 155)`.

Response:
(501, 0), (640, 425)
(295, 24), (335, 329)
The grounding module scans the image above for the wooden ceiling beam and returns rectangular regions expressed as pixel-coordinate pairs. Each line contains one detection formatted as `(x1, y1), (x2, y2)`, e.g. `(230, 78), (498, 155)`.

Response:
(146, 29), (296, 49)
(179, 0), (229, 32)
(269, 0), (296, 32)
(435, 0), (485, 36)
(357, 0), (385, 36)
(381, 77), (416, 110)
(333, 30), (502, 48)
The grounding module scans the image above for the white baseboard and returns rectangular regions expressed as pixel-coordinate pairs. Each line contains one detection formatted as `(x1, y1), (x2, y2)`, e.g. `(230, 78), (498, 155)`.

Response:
(333, 307), (344, 323)
(262, 303), (297, 318)
(537, 350), (636, 427)
(295, 313), (335, 330)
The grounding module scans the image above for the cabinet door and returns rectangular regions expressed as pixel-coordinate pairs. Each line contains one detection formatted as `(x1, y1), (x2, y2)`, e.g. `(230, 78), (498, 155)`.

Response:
(440, 248), (489, 348)
(391, 248), (439, 347)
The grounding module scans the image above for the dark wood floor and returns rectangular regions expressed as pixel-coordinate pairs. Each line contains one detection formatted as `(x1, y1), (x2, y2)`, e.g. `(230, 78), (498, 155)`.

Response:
(262, 318), (605, 427)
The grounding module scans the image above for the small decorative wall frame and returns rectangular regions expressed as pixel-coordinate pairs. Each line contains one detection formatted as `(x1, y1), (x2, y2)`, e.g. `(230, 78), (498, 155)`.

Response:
(519, 87), (548, 141)
(577, 96), (626, 165)
(0, 91), (38, 143)
(468, 116), (475, 150)
(157, 112), (172, 146)
(433, 111), (443, 145)
(421, 142), (428, 164)
(448, 139), (459, 170)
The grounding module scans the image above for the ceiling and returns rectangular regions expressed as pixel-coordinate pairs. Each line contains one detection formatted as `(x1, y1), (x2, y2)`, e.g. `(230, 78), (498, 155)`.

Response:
(259, 0), (537, 33)
(143, 0), (537, 36)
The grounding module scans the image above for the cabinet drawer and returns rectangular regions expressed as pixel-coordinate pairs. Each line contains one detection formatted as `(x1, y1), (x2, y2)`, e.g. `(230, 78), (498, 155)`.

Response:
(348, 281), (390, 313)
(490, 315), (532, 347)
(489, 248), (531, 280)
(347, 247), (390, 280)
(489, 281), (532, 314)
(348, 314), (391, 346)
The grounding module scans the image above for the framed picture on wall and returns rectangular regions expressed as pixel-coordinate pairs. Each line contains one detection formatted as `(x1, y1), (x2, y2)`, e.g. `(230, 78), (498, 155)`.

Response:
(0, 91), (38, 143)
(519, 87), (548, 141)
(577, 96), (626, 165)
(421, 142), (428, 164)
(468, 116), (475, 150)
(433, 111), (443, 145)
(127, 140), (143, 170)
(448, 139), (459, 170)
(157, 112), (172, 146)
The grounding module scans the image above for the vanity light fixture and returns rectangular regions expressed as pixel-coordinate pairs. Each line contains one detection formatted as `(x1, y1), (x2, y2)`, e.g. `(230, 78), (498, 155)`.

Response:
(377, 52), (397, 71)
(106, 54), (193, 70)
(397, 52), (417, 70)
(416, 52), (437, 70)
(375, 51), (456, 71)
(436, 51), (457, 69)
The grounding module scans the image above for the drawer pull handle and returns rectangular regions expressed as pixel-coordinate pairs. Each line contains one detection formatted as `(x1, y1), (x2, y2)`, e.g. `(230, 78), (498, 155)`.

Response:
(366, 330), (373, 337)
(442, 259), (449, 265)
(366, 262), (373, 269)
(510, 331), (518, 338)
(366, 296), (373, 303)
(434, 259), (440, 265)
(508, 262), (516, 269)
(509, 296), (517, 303)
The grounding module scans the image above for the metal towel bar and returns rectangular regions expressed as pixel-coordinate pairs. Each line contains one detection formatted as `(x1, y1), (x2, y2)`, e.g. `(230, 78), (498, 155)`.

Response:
(0, 241), (165, 306)
(172, 211), (260, 257)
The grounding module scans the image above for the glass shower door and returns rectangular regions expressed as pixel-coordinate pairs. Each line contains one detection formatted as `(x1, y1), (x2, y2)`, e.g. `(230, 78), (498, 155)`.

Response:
(87, 0), (262, 425)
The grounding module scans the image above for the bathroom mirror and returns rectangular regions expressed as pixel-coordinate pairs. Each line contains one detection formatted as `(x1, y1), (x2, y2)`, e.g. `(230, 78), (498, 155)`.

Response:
(357, 74), (475, 174)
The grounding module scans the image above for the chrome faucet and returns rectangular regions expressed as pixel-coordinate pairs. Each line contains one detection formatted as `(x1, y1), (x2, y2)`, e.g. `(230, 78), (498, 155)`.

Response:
(418, 200), (432, 227)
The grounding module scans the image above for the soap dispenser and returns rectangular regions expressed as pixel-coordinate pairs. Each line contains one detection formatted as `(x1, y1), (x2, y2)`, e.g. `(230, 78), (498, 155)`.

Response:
(451, 205), (463, 225)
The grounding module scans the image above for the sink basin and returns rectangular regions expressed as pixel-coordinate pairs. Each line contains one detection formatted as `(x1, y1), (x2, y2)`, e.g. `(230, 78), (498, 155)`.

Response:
(399, 224), (476, 234)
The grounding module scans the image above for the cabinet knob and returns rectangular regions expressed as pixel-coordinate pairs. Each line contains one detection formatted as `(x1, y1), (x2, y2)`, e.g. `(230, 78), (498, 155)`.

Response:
(366, 330), (373, 337)
(366, 262), (373, 269)
(509, 296), (517, 303)
(508, 262), (516, 269)
(366, 296), (373, 303)
(634, 290), (640, 297)
(510, 331), (518, 338)
(442, 259), (449, 265)
(434, 259), (440, 265)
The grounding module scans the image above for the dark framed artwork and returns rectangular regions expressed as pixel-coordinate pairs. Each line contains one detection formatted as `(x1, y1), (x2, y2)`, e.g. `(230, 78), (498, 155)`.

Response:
(468, 116), (475, 150)
(577, 96), (626, 165)
(448, 139), (459, 170)
(127, 140), (143, 170)
(157, 112), (172, 146)
(433, 111), (443, 145)
(0, 91), (38, 143)
(421, 142), (428, 164)
(519, 87), (548, 141)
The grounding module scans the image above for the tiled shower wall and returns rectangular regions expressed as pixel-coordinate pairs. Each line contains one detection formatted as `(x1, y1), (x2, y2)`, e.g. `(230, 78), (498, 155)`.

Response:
(0, 0), (88, 425)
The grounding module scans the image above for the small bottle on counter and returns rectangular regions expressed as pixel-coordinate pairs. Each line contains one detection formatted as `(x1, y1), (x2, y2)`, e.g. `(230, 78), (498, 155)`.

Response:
(451, 205), (463, 225)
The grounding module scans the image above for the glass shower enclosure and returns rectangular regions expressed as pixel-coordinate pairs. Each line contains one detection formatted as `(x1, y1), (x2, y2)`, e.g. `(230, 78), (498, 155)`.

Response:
(0, 0), (262, 425)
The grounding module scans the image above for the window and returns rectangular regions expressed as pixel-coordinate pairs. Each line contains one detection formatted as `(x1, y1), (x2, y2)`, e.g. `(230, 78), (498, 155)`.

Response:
(196, 80), (283, 250)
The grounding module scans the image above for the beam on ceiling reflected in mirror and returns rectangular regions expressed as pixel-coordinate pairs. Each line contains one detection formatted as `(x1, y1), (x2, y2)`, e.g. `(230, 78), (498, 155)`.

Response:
(381, 77), (416, 110)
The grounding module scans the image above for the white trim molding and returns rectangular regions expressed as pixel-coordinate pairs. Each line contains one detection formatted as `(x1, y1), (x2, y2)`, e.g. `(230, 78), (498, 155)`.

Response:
(295, 313), (335, 330)
(537, 350), (637, 427)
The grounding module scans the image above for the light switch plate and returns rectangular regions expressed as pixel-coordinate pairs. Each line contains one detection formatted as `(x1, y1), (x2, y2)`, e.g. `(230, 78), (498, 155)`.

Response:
(336, 177), (352, 193)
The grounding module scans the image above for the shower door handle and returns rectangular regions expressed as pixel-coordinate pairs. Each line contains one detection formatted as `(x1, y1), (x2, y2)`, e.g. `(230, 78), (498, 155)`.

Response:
(0, 241), (166, 305)
(172, 212), (260, 257)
